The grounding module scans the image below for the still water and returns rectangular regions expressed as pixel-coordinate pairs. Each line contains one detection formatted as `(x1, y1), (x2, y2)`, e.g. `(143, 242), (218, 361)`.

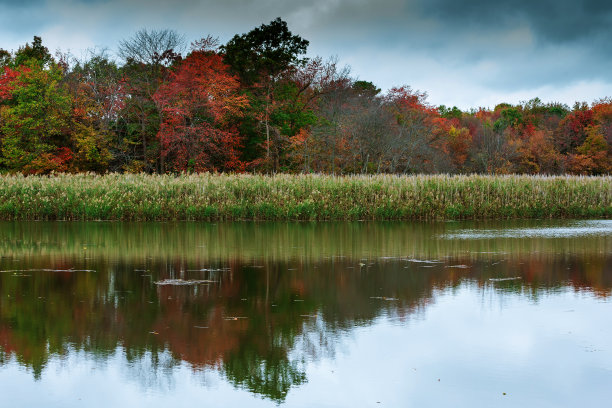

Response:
(0, 220), (611, 407)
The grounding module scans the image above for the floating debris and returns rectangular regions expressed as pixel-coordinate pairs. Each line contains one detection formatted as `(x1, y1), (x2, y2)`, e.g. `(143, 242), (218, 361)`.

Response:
(489, 277), (522, 282)
(193, 326), (208, 329)
(405, 259), (443, 264)
(224, 316), (248, 321)
(186, 268), (230, 272)
(369, 296), (399, 301)
(445, 265), (470, 269)
(154, 279), (217, 286)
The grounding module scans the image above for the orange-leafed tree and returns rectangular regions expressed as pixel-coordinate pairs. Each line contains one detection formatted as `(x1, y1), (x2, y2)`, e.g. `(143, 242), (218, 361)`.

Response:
(383, 86), (451, 173)
(592, 99), (612, 146)
(445, 124), (472, 170)
(515, 129), (563, 174)
(154, 38), (249, 172)
(568, 125), (611, 174)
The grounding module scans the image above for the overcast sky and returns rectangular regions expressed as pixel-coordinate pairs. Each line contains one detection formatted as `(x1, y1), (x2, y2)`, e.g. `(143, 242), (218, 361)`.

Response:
(1, 0), (611, 109)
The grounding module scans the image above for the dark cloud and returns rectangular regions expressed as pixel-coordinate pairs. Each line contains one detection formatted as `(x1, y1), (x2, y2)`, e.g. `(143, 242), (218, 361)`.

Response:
(0, 0), (44, 5)
(423, 0), (612, 44)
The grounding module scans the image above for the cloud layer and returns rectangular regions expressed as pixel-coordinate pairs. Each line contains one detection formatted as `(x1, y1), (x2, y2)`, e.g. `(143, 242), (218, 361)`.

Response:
(1, 0), (611, 109)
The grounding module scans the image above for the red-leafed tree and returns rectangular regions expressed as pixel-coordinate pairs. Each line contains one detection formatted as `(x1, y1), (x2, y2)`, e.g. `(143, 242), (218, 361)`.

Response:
(154, 38), (249, 172)
(0, 66), (20, 101)
(555, 104), (594, 154)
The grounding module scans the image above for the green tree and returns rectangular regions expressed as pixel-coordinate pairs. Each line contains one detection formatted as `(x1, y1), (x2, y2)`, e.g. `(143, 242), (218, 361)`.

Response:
(222, 18), (310, 170)
(13, 36), (54, 68)
(0, 57), (73, 173)
(222, 18), (309, 86)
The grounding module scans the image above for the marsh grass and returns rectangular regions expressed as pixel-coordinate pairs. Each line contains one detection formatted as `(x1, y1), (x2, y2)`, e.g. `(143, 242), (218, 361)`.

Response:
(0, 173), (610, 220)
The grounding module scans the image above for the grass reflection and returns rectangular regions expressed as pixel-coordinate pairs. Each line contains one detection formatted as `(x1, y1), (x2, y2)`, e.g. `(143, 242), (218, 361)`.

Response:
(0, 221), (610, 401)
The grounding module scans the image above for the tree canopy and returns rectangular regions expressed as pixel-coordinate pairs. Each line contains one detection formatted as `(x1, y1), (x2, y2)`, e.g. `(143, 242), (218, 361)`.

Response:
(0, 22), (610, 175)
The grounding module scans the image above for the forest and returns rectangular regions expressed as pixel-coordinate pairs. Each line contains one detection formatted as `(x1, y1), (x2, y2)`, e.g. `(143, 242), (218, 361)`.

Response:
(1, 18), (611, 176)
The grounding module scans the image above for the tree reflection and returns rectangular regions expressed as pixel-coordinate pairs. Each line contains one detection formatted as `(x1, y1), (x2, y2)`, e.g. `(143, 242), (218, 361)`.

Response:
(0, 222), (611, 401)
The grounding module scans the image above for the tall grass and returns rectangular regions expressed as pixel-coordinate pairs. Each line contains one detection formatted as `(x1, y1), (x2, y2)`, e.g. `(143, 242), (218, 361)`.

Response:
(0, 173), (610, 220)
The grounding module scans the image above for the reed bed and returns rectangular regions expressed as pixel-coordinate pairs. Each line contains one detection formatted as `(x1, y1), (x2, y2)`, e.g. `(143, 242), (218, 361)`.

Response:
(0, 173), (610, 220)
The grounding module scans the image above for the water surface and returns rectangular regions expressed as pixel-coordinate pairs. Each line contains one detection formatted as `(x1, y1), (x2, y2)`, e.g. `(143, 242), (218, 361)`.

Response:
(0, 220), (611, 407)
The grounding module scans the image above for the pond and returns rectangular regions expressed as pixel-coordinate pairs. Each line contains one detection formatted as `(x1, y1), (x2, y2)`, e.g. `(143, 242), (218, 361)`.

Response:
(1, 220), (611, 407)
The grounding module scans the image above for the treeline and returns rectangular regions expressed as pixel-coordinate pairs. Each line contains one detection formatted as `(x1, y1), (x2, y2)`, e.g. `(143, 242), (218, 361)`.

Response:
(0, 18), (611, 175)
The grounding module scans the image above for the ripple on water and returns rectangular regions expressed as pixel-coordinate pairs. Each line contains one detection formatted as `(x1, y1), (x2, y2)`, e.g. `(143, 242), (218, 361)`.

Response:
(441, 220), (612, 240)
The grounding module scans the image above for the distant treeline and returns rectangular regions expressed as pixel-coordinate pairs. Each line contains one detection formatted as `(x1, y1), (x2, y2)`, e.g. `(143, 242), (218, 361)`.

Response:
(0, 18), (611, 175)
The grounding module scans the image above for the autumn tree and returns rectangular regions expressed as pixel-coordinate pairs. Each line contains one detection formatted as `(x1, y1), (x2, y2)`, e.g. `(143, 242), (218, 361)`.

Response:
(592, 99), (612, 146)
(0, 37), (74, 173)
(63, 50), (125, 171)
(116, 29), (185, 172)
(222, 18), (309, 171)
(153, 38), (248, 172)
(466, 109), (518, 174)
(380, 87), (451, 173)
(341, 87), (391, 173)
(444, 124), (472, 170)
(554, 102), (594, 154)
(301, 60), (353, 173)
(277, 57), (352, 172)
(515, 129), (563, 174)
(568, 125), (611, 174)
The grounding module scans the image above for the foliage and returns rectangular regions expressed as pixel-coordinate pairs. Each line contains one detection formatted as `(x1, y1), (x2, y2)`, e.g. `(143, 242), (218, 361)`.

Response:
(153, 41), (248, 172)
(0, 59), (72, 173)
(0, 27), (611, 176)
(221, 17), (309, 85)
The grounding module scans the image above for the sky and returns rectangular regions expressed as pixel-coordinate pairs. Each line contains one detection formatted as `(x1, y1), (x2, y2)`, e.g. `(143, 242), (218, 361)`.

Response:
(1, 0), (612, 110)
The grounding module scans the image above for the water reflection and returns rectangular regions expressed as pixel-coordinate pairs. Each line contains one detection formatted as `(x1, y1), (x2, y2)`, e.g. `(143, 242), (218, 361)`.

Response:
(0, 221), (611, 405)
(442, 219), (612, 239)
